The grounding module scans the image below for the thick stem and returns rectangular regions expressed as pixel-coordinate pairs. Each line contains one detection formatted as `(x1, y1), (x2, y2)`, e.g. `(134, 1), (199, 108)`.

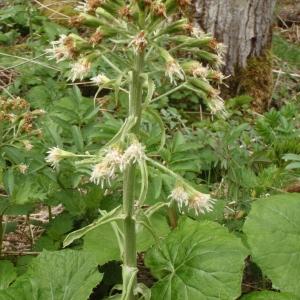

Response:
(122, 52), (144, 300)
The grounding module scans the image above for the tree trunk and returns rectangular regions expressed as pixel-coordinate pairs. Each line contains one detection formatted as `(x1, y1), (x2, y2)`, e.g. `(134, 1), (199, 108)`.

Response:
(193, 0), (277, 112)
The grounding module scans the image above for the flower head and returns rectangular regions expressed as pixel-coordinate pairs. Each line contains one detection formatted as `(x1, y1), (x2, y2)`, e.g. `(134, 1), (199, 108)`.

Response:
(189, 192), (215, 215)
(168, 186), (189, 211)
(129, 31), (148, 54)
(216, 43), (227, 57)
(90, 148), (123, 187)
(166, 59), (185, 85)
(45, 34), (75, 62)
(18, 164), (28, 174)
(22, 140), (33, 151)
(76, 0), (104, 13)
(151, 2), (167, 17)
(45, 147), (75, 169)
(123, 141), (145, 166)
(169, 184), (215, 215)
(90, 74), (110, 86)
(183, 61), (209, 79)
(89, 30), (103, 46)
(184, 24), (204, 38)
(68, 58), (91, 82)
(207, 94), (226, 114)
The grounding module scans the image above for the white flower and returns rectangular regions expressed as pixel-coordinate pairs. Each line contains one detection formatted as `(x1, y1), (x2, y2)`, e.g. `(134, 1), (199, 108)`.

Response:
(207, 95), (226, 114)
(46, 147), (63, 169)
(18, 164), (28, 174)
(189, 192), (215, 216)
(168, 186), (189, 211)
(68, 59), (91, 82)
(75, 0), (103, 13)
(45, 34), (74, 62)
(23, 140), (33, 151)
(215, 54), (225, 69)
(192, 63), (209, 79)
(123, 142), (145, 166)
(75, 1), (89, 12)
(90, 74), (110, 86)
(128, 31), (148, 54)
(191, 27), (204, 38)
(166, 60), (185, 85)
(216, 43), (227, 57)
(6, 113), (17, 123)
(45, 147), (75, 169)
(90, 148), (123, 187)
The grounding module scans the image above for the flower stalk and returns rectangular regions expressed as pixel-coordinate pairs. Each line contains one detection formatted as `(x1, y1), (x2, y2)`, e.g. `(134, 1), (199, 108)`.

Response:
(122, 50), (145, 300)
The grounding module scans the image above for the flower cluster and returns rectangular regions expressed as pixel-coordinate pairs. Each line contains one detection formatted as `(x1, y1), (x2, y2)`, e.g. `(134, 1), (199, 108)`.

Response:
(90, 148), (124, 187)
(168, 185), (215, 215)
(68, 58), (91, 82)
(75, 0), (104, 13)
(45, 34), (76, 62)
(129, 31), (148, 54)
(45, 147), (77, 169)
(90, 142), (145, 188)
(91, 74), (110, 86)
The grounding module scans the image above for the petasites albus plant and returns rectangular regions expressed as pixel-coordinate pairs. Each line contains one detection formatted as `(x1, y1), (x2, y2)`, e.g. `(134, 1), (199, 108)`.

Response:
(45, 0), (226, 298)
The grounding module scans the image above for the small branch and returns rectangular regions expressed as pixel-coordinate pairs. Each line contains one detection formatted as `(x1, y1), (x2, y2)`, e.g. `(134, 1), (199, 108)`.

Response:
(1, 251), (40, 256)
(272, 69), (300, 78)
(31, 0), (70, 18)
(0, 52), (60, 72)
(151, 83), (187, 103)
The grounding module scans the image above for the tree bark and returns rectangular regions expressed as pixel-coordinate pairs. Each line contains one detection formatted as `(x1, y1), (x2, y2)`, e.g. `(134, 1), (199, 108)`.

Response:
(193, 0), (277, 112)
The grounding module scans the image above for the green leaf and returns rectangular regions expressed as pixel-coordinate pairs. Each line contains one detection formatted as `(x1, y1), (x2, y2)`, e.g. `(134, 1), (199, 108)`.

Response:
(285, 162), (300, 170)
(145, 218), (248, 300)
(240, 291), (300, 300)
(84, 213), (170, 265)
(63, 205), (124, 247)
(243, 193), (300, 295)
(0, 250), (102, 300)
(84, 223), (121, 265)
(71, 125), (84, 152)
(0, 261), (17, 290)
(3, 169), (14, 195)
(283, 153), (300, 162)
(11, 179), (46, 205)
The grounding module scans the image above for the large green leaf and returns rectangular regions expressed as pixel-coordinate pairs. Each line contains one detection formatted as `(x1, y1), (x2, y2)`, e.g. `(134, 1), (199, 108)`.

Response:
(241, 291), (300, 300)
(243, 194), (300, 294)
(0, 261), (17, 289)
(0, 250), (102, 300)
(145, 218), (248, 300)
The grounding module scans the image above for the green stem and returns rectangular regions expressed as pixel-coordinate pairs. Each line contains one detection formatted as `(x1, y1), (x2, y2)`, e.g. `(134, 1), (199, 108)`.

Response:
(122, 51), (144, 300)
(0, 215), (3, 256)
(150, 82), (186, 103)
(48, 205), (53, 222)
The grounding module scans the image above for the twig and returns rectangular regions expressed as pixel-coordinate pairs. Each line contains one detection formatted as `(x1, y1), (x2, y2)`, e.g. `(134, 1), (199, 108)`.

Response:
(1, 251), (40, 256)
(31, 0), (70, 18)
(273, 69), (300, 78)
(0, 52), (60, 72)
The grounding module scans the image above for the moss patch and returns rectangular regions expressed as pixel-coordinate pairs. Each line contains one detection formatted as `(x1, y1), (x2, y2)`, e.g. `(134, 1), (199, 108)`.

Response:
(223, 51), (273, 113)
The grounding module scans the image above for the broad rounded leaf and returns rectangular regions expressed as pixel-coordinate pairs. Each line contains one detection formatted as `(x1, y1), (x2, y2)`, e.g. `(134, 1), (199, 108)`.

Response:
(241, 291), (300, 300)
(0, 261), (17, 289)
(145, 218), (248, 300)
(0, 250), (102, 300)
(244, 194), (300, 294)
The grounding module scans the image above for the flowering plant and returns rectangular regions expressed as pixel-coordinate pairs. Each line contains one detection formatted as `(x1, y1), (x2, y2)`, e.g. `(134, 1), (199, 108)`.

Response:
(45, 0), (226, 298)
